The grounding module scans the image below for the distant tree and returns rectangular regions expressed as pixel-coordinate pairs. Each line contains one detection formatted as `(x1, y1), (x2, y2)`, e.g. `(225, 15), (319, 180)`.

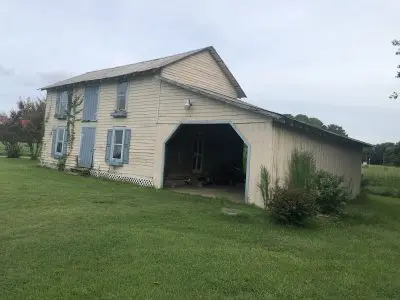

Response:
(0, 111), (23, 158)
(14, 98), (46, 159)
(326, 124), (348, 137)
(363, 142), (400, 166)
(390, 39), (400, 100)
(0, 113), (7, 124)
(284, 113), (347, 136)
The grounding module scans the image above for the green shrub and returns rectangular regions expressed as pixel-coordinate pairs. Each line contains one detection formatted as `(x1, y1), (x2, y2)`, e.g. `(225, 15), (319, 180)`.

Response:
(267, 186), (317, 226)
(360, 174), (369, 188)
(365, 186), (400, 198)
(314, 170), (350, 215)
(286, 149), (316, 190)
(5, 142), (21, 158)
(258, 165), (270, 208)
(57, 156), (66, 172)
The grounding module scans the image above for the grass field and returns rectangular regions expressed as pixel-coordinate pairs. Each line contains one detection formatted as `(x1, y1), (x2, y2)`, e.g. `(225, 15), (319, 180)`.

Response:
(362, 164), (400, 197)
(1, 159), (400, 299)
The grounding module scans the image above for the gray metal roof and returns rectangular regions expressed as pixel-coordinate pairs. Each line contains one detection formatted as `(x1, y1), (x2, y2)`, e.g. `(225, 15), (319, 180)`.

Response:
(41, 46), (246, 98)
(159, 76), (371, 147)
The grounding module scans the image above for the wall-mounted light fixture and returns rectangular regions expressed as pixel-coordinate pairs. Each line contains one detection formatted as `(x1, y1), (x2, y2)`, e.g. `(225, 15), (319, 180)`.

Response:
(184, 99), (192, 110)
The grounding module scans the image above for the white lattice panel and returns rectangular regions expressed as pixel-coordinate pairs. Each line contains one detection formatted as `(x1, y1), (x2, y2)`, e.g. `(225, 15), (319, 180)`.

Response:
(90, 170), (154, 187)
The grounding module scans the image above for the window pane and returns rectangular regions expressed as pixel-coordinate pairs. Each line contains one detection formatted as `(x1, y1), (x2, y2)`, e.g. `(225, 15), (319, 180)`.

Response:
(57, 129), (64, 142)
(118, 81), (128, 94)
(59, 91), (68, 113)
(56, 141), (63, 153)
(113, 145), (122, 159)
(117, 82), (127, 110)
(117, 95), (126, 110)
(114, 130), (123, 144)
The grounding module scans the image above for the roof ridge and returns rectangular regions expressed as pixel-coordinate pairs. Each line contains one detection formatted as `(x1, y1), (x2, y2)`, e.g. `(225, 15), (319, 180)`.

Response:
(82, 46), (211, 75)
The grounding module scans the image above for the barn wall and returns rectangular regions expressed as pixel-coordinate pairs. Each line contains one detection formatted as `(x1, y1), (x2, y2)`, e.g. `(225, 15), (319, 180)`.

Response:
(161, 50), (238, 98)
(271, 125), (363, 196)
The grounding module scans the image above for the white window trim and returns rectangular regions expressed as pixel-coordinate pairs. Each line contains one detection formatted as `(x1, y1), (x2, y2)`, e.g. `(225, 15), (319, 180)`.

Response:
(55, 127), (65, 155)
(110, 128), (126, 163)
(116, 81), (128, 111)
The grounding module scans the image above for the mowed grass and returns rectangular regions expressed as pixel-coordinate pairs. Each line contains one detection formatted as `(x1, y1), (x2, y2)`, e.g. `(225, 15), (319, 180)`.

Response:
(1, 159), (400, 299)
(362, 165), (400, 197)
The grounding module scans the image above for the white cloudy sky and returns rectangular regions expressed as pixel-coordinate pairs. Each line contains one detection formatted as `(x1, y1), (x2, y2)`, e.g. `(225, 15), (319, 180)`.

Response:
(0, 0), (399, 143)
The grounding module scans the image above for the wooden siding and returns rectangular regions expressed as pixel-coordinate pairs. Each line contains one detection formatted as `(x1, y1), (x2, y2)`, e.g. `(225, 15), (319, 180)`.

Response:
(41, 76), (159, 180)
(157, 82), (265, 123)
(161, 50), (238, 98)
(271, 125), (363, 197)
(91, 76), (159, 178)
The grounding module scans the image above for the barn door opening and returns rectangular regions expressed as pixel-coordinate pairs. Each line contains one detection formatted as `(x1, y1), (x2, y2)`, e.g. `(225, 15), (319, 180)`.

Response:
(163, 123), (248, 203)
(192, 137), (204, 173)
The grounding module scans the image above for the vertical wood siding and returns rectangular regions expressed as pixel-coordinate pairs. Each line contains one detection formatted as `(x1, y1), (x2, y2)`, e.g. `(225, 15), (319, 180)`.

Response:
(271, 125), (363, 197)
(161, 50), (238, 98)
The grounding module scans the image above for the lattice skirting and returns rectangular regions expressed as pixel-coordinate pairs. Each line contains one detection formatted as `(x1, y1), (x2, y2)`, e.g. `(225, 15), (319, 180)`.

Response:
(90, 170), (154, 187)
(40, 160), (154, 187)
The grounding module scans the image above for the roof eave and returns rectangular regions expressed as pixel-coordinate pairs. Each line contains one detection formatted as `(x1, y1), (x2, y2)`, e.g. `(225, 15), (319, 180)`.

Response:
(40, 68), (161, 91)
(158, 76), (371, 148)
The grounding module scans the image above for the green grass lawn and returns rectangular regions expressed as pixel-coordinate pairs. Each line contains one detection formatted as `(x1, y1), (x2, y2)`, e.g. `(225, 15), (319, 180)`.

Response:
(362, 164), (400, 197)
(1, 159), (400, 299)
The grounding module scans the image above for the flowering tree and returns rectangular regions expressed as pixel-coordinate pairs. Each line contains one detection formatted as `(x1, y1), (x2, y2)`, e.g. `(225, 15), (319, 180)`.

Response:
(0, 98), (45, 159)
(15, 98), (46, 159)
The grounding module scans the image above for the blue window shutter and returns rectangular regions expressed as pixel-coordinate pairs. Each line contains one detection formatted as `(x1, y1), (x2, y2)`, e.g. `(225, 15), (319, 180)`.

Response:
(51, 129), (56, 158)
(105, 129), (113, 164)
(123, 129), (131, 164)
(63, 128), (68, 156)
(55, 92), (61, 116)
(83, 86), (99, 121)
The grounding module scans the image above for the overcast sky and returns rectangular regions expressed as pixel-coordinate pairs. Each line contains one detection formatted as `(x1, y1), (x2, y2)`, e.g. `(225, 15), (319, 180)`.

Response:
(1, 0), (399, 143)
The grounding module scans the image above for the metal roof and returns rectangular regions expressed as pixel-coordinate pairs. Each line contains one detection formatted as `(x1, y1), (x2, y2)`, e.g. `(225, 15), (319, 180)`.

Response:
(41, 46), (246, 98)
(159, 76), (371, 147)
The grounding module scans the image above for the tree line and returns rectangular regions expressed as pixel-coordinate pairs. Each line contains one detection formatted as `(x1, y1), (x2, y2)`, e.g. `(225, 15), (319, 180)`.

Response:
(0, 98), (45, 159)
(283, 114), (348, 136)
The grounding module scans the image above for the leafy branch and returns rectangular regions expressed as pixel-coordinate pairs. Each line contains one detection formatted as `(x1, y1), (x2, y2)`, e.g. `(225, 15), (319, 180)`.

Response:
(66, 93), (83, 160)
(390, 39), (400, 100)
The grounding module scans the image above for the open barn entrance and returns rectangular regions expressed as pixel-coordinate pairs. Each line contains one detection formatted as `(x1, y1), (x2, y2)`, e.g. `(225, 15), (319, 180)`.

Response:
(163, 123), (248, 203)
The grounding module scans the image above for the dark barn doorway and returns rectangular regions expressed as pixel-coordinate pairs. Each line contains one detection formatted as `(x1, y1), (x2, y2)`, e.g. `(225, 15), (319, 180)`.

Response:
(163, 124), (247, 202)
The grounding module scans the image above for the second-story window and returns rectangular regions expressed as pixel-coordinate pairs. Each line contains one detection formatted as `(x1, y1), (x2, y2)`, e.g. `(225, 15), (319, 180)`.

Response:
(117, 81), (128, 110)
(55, 90), (69, 118)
